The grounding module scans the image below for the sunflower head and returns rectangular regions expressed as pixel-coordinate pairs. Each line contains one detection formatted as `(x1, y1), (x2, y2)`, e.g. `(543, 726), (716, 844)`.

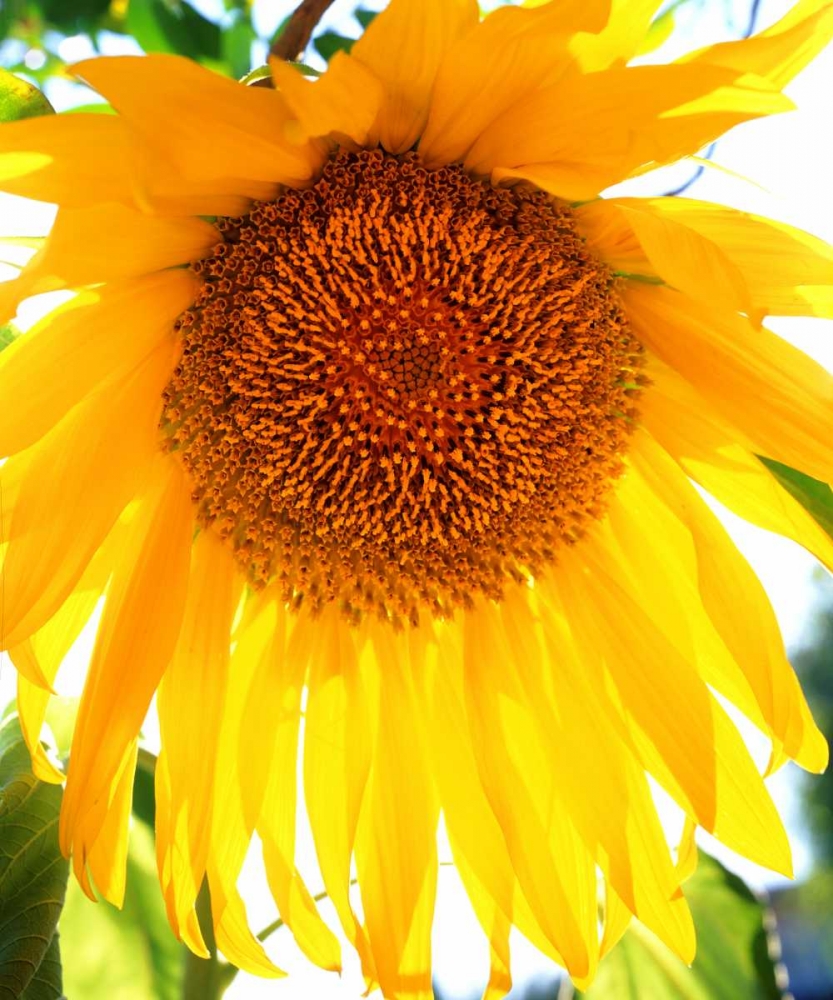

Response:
(0, 0), (832, 996)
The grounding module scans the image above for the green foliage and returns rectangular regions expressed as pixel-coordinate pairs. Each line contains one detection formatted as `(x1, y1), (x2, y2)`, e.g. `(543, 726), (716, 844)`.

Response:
(581, 854), (783, 1000)
(126, 0), (222, 62)
(0, 324), (20, 352)
(0, 715), (69, 1000)
(759, 457), (833, 542)
(0, 66), (53, 121)
(59, 820), (184, 1000)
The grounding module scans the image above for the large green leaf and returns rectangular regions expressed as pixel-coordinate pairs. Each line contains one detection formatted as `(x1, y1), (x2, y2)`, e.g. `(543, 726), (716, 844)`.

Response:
(126, 0), (222, 62)
(759, 457), (833, 542)
(581, 854), (782, 999)
(0, 715), (68, 1000)
(0, 68), (54, 123)
(59, 819), (183, 1000)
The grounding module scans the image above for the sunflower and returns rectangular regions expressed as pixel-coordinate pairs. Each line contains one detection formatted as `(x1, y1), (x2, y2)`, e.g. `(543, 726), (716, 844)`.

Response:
(1, 0), (832, 994)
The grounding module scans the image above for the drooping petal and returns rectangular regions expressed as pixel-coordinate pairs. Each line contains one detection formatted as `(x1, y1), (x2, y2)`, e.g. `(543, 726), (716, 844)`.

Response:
(2, 203), (216, 311)
(682, 0), (833, 89)
(352, 0), (479, 153)
(0, 271), (198, 457)
(467, 63), (790, 200)
(419, 0), (611, 168)
(156, 529), (243, 953)
(555, 533), (793, 876)
(628, 429), (827, 775)
(462, 603), (599, 984)
(60, 455), (193, 863)
(642, 359), (833, 573)
(270, 52), (383, 147)
(569, 0), (663, 72)
(621, 282), (833, 483)
(355, 627), (439, 1000)
(72, 55), (320, 187)
(577, 197), (833, 320)
(0, 114), (133, 207)
(303, 610), (376, 980)
(1, 339), (178, 648)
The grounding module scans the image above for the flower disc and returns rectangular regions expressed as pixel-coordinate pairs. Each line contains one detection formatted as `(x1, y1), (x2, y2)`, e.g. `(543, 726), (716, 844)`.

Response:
(162, 150), (644, 624)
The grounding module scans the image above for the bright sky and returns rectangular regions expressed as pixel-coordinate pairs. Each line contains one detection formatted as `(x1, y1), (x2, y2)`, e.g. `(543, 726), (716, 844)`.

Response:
(1, 1), (832, 997)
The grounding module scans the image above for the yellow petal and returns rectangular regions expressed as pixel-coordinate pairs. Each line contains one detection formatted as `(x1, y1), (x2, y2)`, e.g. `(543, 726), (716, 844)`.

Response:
(1, 339), (177, 648)
(682, 0), (833, 89)
(355, 633), (439, 1000)
(467, 64), (790, 199)
(156, 530), (243, 948)
(208, 591), (287, 978)
(629, 429), (828, 775)
(270, 52), (383, 147)
(303, 609), (376, 979)
(518, 586), (695, 963)
(599, 884), (632, 959)
(352, 0), (479, 153)
(419, 0), (610, 168)
(4, 203), (216, 310)
(253, 607), (342, 971)
(642, 359), (833, 574)
(569, 0), (663, 72)
(582, 196), (833, 320)
(462, 603), (598, 983)
(556, 534), (793, 876)
(60, 455), (193, 858)
(621, 283), (833, 484)
(0, 271), (198, 457)
(0, 114), (133, 207)
(72, 55), (319, 186)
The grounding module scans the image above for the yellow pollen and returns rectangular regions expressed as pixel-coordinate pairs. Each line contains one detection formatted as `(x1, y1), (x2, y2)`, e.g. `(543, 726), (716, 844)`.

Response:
(162, 150), (644, 626)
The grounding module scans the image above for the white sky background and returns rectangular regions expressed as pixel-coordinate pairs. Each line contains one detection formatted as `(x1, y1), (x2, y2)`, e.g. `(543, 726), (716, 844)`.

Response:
(1, 1), (833, 997)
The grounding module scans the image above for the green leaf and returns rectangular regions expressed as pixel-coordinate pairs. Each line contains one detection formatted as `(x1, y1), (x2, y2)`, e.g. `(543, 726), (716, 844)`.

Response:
(0, 715), (69, 1000)
(581, 854), (782, 1000)
(222, 15), (257, 80)
(313, 30), (355, 62)
(0, 67), (54, 123)
(126, 0), (222, 62)
(60, 820), (183, 1000)
(758, 457), (833, 541)
(0, 325), (20, 352)
(354, 8), (378, 29)
(18, 932), (63, 1000)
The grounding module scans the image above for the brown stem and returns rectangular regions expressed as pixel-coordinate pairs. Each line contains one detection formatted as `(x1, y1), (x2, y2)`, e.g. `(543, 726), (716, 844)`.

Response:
(270, 0), (338, 62)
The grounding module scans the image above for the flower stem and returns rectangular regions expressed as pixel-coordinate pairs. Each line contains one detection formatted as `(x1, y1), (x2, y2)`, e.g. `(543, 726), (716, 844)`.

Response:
(271, 0), (337, 61)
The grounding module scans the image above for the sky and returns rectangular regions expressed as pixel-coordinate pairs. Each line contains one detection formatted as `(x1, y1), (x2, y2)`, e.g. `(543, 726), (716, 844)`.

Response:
(1, 1), (832, 997)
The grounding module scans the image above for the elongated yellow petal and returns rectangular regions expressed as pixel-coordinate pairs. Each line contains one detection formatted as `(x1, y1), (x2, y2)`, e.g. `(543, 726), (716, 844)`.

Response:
(156, 530), (242, 950)
(207, 591), (287, 978)
(513, 586), (695, 963)
(270, 52), (383, 147)
(72, 55), (319, 186)
(556, 535), (793, 876)
(254, 608), (342, 971)
(3, 203), (216, 311)
(355, 633), (439, 1000)
(642, 359), (833, 573)
(621, 283), (833, 483)
(352, 0), (479, 153)
(303, 610), (376, 980)
(462, 603), (598, 983)
(0, 271), (198, 458)
(1, 339), (177, 647)
(579, 197), (833, 320)
(683, 0), (833, 89)
(420, 0), (610, 168)
(0, 114), (133, 207)
(467, 64), (790, 199)
(60, 456), (193, 858)
(629, 430), (827, 775)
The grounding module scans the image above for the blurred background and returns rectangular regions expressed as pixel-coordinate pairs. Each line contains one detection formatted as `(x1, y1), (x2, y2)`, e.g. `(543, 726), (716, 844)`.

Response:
(1, 1), (832, 997)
